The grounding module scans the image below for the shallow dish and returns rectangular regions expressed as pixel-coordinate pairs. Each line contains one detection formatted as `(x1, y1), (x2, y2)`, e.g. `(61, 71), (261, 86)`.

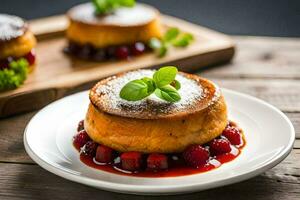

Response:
(24, 89), (295, 195)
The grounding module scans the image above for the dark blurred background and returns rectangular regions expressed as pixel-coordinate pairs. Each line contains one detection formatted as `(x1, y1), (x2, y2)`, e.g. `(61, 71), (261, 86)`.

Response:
(1, 0), (300, 37)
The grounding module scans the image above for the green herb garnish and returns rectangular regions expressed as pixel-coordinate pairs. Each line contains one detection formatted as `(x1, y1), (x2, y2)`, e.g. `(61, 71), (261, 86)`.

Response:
(163, 27), (180, 42)
(149, 27), (194, 57)
(120, 66), (181, 102)
(92, 0), (136, 15)
(0, 58), (29, 91)
(154, 85), (181, 102)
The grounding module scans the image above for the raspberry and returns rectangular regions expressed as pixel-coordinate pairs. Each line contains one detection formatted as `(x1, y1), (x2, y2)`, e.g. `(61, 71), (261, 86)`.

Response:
(77, 44), (93, 59)
(24, 50), (36, 65)
(93, 49), (106, 61)
(66, 42), (80, 54)
(183, 145), (209, 168)
(222, 126), (242, 145)
(95, 145), (114, 163)
(106, 46), (116, 59)
(115, 46), (130, 60)
(130, 42), (145, 56)
(210, 139), (231, 155)
(73, 130), (90, 149)
(0, 58), (10, 70)
(147, 153), (168, 170)
(77, 120), (84, 132)
(81, 141), (98, 157)
(120, 152), (142, 171)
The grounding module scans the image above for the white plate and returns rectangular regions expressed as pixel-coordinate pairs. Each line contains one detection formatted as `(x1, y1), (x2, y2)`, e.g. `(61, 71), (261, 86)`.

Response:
(24, 89), (295, 195)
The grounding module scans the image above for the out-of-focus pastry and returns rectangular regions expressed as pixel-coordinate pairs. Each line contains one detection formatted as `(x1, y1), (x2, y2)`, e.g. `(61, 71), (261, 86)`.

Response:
(65, 1), (163, 61)
(0, 14), (37, 90)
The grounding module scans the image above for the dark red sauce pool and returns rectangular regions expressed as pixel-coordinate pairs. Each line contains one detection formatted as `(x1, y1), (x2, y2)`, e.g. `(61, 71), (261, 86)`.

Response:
(73, 121), (246, 177)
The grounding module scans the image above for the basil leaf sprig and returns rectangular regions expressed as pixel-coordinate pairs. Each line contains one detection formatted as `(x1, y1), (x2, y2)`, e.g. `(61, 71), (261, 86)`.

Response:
(120, 66), (181, 102)
(149, 27), (194, 57)
(92, 0), (136, 15)
(0, 58), (29, 91)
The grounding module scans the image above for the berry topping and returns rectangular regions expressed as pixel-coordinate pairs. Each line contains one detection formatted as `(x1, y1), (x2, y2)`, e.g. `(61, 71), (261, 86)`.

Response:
(147, 153), (168, 170)
(73, 130), (90, 149)
(77, 120), (84, 132)
(222, 126), (242, 145)
(106, 46), (116, 59)
(66, 42), (80, 54)
(183, 145), (209, 168)
(81, 141), (98, 157)
(210, 139), (231, 155)
(0, 58), (9, 70)
(131, 42), (145, 56)
(115, 46), (130, 60)
(120, 152), (142, 171)
(24, 50), (36, 65)
(77, 44), (93, 59)
(93, 49), (106, 61)
(95, 145), (114, 163)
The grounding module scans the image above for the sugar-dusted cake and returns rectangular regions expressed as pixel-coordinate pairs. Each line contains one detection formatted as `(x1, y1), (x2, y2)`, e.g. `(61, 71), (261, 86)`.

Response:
(73, 67), (245, 175)
(85, 69), (228, 153)
(0, 14), (36, 71)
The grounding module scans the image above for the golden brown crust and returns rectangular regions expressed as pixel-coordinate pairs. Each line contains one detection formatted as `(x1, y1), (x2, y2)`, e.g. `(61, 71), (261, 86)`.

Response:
(0, 14), (36, 59)
(0, 30), (36, 59)
(66, 3), (163, 48)
(90, 72), (222, 119)
(85, 95), (227, 153)
(85, 71), (228, 153)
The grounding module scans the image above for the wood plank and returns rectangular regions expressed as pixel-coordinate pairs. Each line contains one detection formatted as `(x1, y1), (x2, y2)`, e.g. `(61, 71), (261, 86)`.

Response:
(202, 36), (300, 79)
(0, 112), (35, 164)
(285, 113), (300, 139)
(210, 78), (300, 112)
(0, 15), (235, 118)
(0, 149), (298, 200)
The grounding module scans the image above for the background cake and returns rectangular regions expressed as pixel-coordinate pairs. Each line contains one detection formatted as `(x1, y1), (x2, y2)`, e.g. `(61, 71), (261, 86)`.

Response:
(65, 2), (163, 60)
(0, 14), (36, 70)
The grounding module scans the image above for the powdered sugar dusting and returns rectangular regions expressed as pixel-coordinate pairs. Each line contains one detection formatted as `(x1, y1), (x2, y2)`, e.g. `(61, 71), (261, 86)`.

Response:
(0, 14), (26, 42)
(95, 70), (204, 116)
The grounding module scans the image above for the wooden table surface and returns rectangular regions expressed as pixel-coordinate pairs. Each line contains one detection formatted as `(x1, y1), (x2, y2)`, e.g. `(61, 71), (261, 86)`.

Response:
(0, 36), (299, 200)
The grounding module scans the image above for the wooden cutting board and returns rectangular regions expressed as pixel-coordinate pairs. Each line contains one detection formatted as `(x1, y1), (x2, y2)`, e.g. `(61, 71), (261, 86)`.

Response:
(0, 15), (235, 118)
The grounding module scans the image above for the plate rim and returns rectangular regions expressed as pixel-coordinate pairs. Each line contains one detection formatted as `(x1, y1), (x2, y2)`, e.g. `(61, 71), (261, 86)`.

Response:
(23, 88), (295, 195)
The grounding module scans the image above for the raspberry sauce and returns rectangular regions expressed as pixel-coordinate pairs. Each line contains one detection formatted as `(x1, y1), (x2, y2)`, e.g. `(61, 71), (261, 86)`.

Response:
(73, 121), (246, 177)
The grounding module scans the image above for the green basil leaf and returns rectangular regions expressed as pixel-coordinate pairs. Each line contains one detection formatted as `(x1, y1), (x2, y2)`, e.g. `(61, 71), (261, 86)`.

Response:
(154, 88), (163, 99)
(172, 33), (194, 47)
(163, 27), (180, 42)
(93, 0), (109, 14)
(157, 44), (168, 57)
(148, 37), (162, 50)
(93, 0), (135, 15)
(155, 85), (181, 102)
(141, 77), (156, 94)
(153, 66), (178, 88)
(119, 79), (149, 101)
(149, 38), (168, 57)
(118, 0), (135, 7)
(170, 79), (181, 90)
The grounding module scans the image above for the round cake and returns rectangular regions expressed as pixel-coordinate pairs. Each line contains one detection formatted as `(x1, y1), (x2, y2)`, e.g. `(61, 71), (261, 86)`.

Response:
(66, 3), (162, 48)
(0, 14), (36, 70)
(85, 70), (228, 153)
